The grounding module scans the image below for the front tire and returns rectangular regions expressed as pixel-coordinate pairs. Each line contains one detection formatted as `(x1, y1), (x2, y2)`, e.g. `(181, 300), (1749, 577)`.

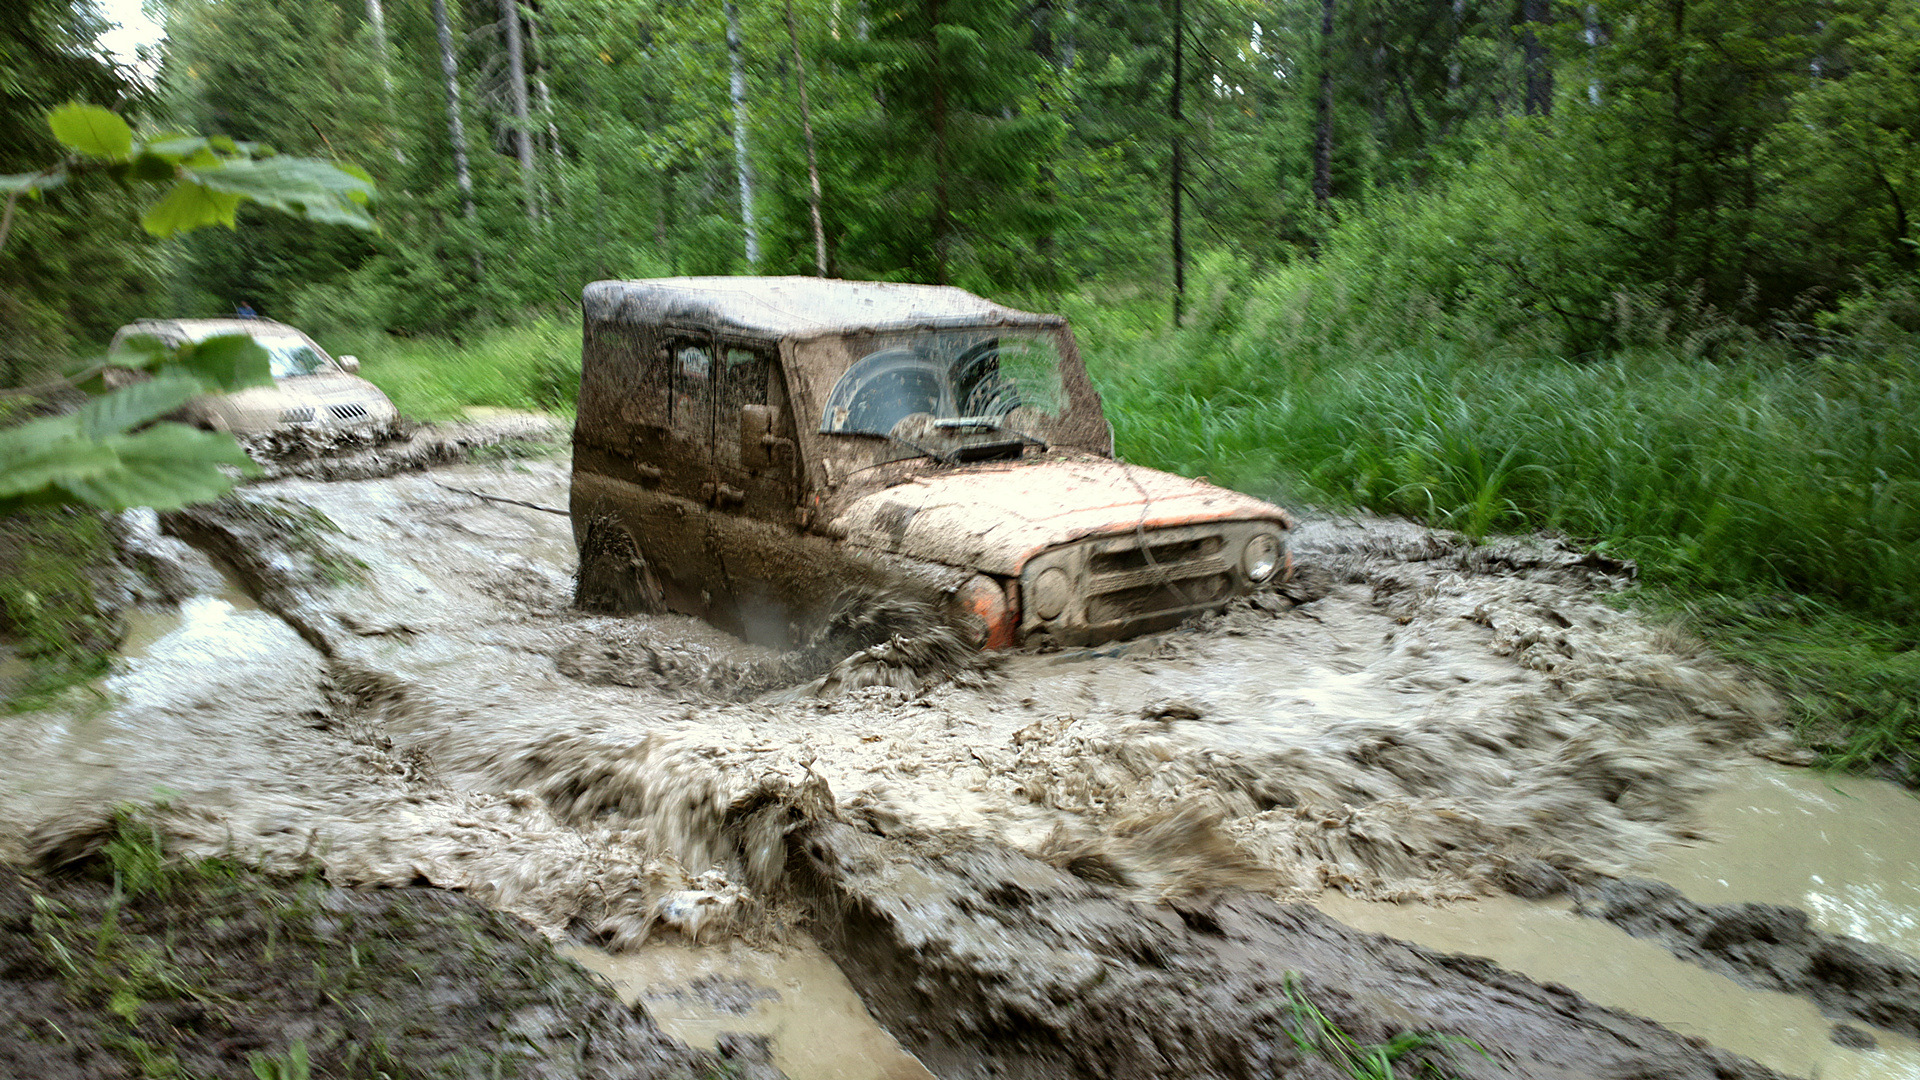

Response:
(573, 519), (663, 614)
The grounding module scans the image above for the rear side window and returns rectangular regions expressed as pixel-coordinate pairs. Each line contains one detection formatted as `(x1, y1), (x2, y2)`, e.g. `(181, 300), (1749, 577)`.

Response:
(583, 321), (674, 430)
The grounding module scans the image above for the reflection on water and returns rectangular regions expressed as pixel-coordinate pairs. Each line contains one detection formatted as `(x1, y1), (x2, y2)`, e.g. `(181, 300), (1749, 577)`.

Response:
(1316, 761), (1920, 1080)
(564, 938), (936, 1080)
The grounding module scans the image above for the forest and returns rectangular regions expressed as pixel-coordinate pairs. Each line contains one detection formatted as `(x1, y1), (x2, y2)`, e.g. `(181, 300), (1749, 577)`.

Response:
(3, 0), (1918, 768)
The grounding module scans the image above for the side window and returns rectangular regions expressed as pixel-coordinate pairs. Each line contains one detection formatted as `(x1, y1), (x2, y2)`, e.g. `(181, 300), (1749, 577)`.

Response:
(713, 344), (774, 470)
(585, 322), (671, 431)
(671, 339), (714, 445)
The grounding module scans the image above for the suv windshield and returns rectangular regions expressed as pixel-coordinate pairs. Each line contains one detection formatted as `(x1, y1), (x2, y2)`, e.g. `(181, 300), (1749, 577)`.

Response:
(255, 336), (331, 378)
(820, 329), (1066, 440)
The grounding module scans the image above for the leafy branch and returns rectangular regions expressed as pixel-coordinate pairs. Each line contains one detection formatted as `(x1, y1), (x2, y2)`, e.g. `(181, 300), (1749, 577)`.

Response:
(1, 103), (373, 253)
(0, 103), (377, 515)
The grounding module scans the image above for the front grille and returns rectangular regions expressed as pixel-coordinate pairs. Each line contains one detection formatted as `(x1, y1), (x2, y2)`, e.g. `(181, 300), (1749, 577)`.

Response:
(329, 403), (370, 420)
(279, 407), (315, 424)
(1082, 527), (1235, 632)
(1090, 535), (1224, 575)
(1086, 573), (1233, 625)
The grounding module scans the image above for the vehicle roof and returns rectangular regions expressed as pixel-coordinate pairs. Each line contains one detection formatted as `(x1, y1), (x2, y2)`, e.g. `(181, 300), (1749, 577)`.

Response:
(120, 318), (316, 343)
(583, 277), (1066, 339)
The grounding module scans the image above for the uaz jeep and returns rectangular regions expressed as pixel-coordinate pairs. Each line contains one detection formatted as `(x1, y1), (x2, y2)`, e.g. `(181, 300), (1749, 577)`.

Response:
(570, 277), (1291, 649)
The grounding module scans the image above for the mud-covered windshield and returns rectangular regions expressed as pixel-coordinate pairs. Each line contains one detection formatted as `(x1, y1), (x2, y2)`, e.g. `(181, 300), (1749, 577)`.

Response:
(819, 330), (1066, 442)
(255, 336), (331, 378)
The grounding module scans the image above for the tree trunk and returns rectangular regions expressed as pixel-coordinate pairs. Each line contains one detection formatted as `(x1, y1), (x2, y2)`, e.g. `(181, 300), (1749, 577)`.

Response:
(1520, 0), (1553, 116)
(1312, 0), (1335, 215)
(364, 0), (404, 163)
(726, 0), (761, 268)
(1170, 0), (1185, 326)
(500, 0), (539, 222)
(785, 0), (829, 276)
(927, 0), (951, 284)
(432, 0), (482, 275)
(432, 0), (477, 223)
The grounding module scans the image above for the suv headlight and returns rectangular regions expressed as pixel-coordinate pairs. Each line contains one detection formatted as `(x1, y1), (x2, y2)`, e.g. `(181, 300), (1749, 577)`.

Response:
(1242, 532), (1281, 583)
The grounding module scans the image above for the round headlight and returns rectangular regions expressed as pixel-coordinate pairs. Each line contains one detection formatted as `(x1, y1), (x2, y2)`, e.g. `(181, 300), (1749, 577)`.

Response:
(1242, 533), (1281, 583)
(1030, 567), (1072, 620)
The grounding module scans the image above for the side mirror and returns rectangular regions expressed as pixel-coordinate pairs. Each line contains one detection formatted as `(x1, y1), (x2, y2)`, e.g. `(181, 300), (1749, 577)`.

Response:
(337, 354), (361, 373)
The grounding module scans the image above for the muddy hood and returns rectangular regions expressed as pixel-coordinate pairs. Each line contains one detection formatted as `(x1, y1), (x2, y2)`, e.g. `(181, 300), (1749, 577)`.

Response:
(832, 457), (1289, 577)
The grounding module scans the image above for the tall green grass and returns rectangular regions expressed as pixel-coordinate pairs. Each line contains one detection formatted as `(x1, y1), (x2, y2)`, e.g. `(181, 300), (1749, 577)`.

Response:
(1093, 327), (1920, 776)
(331, 317), (582, 422)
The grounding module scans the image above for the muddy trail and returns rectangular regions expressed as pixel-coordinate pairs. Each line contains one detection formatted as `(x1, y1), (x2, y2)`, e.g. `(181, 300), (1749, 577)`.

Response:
(0, 454), (1877, 1078)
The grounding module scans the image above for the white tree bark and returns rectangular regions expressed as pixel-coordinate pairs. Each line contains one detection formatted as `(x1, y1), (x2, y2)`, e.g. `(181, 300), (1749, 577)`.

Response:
(726, 0), (761, 268)
(432, 0), (477, 223)
(500, 0), (539, 222)
(784, 0), (827, 275)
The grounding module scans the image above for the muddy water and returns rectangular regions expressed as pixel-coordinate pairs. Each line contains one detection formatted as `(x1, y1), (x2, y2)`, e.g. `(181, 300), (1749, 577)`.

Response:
(0, 460), (1883, 1074)
(563, 938), (937, 1080)
(1317, 760), (1920, 1080)
(1649, 764), (1920, 954)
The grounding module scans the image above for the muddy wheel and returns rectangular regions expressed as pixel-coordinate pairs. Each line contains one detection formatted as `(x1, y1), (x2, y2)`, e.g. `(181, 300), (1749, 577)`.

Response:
(574, 521), (663, 615)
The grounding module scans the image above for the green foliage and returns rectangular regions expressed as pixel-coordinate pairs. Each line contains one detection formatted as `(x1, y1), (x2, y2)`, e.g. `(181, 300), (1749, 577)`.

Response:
(347, 317), (581, 420)
(0, 505), (115, 707)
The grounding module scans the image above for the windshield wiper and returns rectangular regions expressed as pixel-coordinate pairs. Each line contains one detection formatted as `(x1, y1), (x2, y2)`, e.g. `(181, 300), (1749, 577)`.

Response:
(933, 415), (1050, 450)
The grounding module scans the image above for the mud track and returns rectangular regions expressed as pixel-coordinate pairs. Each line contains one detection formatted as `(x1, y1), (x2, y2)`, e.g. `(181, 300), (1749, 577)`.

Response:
(0, 456), (1842, 1078)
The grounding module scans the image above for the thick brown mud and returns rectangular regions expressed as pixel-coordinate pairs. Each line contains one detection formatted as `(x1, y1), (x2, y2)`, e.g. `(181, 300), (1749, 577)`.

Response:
(0, 457), (1880, 1077)
(783, 817), (1798, 1080)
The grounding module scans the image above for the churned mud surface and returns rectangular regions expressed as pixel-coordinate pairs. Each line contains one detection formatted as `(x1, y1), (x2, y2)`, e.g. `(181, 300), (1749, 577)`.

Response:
(0, 852), (779, 1080)
(0, 456), (1867, 1077)
(788, 818), (1799, 1080)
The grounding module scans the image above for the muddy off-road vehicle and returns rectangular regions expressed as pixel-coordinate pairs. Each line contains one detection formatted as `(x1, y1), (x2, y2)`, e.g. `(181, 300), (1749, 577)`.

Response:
(570, 277), (1291, 649)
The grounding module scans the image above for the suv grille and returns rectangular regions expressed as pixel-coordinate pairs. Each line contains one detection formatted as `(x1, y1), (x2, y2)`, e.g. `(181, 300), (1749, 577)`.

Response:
(279, 407), (315, 423)
(329, 403), (370, 420)
(1079, 526), (1234, 638)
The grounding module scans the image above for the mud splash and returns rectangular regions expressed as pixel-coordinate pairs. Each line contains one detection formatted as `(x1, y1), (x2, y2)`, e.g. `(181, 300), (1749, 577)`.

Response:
(6, 466), (1792, 944)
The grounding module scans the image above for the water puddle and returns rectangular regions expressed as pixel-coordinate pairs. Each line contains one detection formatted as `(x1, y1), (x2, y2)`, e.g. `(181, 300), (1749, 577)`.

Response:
(1316, 760), (1920, 1079)
(563, 937), (936, 1080)
(1648, 764), (1920, 954)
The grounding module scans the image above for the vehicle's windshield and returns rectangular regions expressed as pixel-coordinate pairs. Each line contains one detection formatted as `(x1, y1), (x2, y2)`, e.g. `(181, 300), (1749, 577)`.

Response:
(255, 336), (331, 378)
(819, 329), (1066, 441)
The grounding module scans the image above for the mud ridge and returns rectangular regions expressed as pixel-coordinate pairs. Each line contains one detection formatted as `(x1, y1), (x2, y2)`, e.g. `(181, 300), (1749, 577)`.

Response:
(783, 813), (1799, 1080)
(241, 414), (563, 482)
(1576, 876), (1920, 1041)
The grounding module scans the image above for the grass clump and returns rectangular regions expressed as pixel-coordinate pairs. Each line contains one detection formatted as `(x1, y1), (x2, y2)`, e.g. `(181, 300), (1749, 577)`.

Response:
(0, 507), (118, 711)
(335, 317), (581, 422)
(1278, 973), (1485, 1079)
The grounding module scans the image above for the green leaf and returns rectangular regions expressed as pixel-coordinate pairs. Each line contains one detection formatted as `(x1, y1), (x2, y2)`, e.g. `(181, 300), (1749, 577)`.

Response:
(174, 335), (272, 392)
(183, 156), (376, 229)
(72, 375), (202, 440)
(139, 134), (210, 161)
(108, 333), (173, 371)
(128, 151), (177, 183)
(47, 103), (133, 160)
(140, 180), (243, 237)
(0, 415), (95, 498)
(56, 423), (258, 511)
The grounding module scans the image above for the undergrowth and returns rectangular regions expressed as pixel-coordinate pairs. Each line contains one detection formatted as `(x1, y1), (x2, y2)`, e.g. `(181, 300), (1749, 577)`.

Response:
(0, 506), (117, 711)
(332, 317), (581, 422)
